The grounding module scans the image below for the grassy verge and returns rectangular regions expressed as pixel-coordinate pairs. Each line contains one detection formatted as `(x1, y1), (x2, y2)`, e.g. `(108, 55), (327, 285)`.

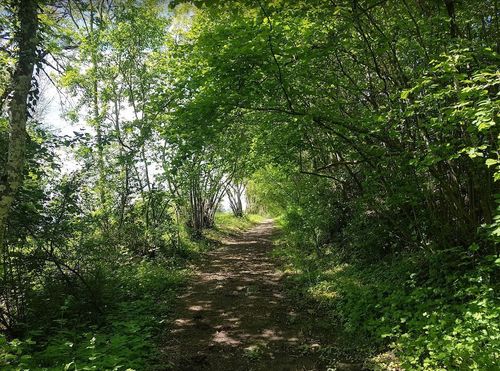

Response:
(274, 239), (500, 370)
(205, 212), (265, 240)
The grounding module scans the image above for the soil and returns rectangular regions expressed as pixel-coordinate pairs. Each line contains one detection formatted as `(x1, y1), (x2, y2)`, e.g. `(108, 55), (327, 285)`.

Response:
(160, 220), (364, 371)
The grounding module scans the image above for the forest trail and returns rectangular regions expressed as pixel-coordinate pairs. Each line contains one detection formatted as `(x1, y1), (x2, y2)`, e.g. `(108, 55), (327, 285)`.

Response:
(161, 220), (361, 371)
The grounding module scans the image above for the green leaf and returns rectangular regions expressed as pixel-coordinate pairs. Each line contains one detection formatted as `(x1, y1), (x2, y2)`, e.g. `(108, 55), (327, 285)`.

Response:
(485, 159), (498, 167)
(469, 243), (480, 252)
(400, 89), (411, 100)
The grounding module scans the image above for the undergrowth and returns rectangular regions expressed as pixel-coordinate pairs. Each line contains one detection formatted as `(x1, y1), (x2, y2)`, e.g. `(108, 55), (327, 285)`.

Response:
(275, 240), (500, 370)
(0, 259), (190, 370)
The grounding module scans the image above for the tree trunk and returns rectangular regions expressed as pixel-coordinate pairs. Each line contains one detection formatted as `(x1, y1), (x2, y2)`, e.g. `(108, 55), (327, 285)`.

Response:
(187, 170), (225, 237)
(443, 0), (459, 38)
(0, 0), (38, 264)
(227, 182), (244, 217)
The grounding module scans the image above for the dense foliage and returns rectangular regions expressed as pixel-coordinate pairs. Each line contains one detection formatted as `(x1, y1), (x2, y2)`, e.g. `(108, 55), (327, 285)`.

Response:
(159, 0), (499, 368)
(0, 0), (498, 369)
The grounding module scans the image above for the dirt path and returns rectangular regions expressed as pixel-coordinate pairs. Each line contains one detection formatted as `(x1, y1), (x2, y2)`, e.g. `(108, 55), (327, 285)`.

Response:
(161, 220), (361, 370)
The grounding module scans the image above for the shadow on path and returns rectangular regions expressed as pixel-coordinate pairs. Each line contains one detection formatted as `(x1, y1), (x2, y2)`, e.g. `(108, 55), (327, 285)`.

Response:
(160, 220), (362, 370)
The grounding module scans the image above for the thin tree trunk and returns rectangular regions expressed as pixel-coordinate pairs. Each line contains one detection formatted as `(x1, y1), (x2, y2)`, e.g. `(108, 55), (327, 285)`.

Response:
(113, 93), (129, 229)
(90, 0), (106, 208)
